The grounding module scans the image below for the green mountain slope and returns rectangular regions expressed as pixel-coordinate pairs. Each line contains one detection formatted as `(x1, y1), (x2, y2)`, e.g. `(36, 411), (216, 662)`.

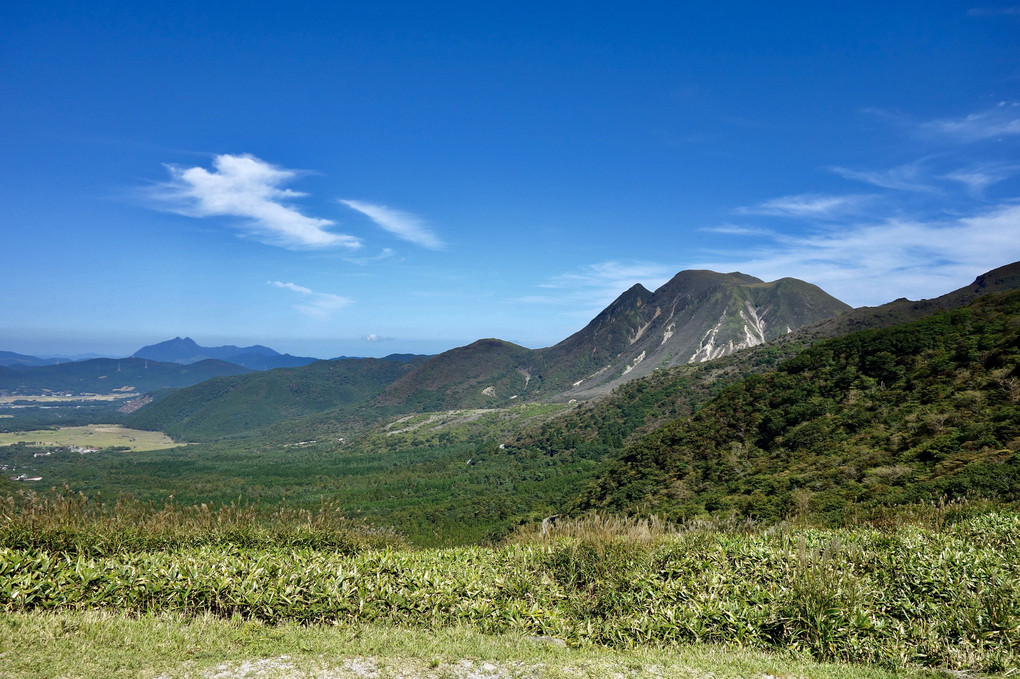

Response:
(788, 260), (1020, 344)
(509, 262), (1020, 465)
(374, 339), (536, 411)
(128, 357), (426, 441)
(573, 291), (1020, 523)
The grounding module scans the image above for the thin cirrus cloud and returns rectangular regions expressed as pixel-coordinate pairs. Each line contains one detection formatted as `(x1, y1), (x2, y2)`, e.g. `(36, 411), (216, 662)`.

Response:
(340, 199), (444, 250)
(941, 163), (1020, 195)
(268, 281), (352, 319)
(696, 202), (1020, 307)
(830, 162), (934, 193)
(918, 103), (1020, 142)
(152, 154), (361, 250)
(522, 260), (676, 317)
(738, 193), (870, 218)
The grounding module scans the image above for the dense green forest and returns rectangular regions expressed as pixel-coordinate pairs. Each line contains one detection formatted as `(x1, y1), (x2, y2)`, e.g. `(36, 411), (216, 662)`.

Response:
(575, 291), (1020, 523)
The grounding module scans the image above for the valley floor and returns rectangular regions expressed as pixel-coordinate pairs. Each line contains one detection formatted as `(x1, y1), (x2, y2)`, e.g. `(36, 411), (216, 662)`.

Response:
(0, 611), (944, 679)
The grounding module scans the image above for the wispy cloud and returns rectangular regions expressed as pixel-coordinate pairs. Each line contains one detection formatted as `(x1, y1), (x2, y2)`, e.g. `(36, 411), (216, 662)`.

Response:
(340, 199), (443, 250)
(941, 163), (1020, 195)
(738, 193), (870, 218)
(346, 248), (397, 265)
(525, 260), (676, 318)
(831, 162), (934, 192)
(152, 154), (360, 250)
(696, 202), (1020, 307)
(967, 6), (1020, 16)
(919, 103), (1020, 142)
(268, 281), (353, 318)
(700, 224), (778, 237)
(362, 333), (395, 342)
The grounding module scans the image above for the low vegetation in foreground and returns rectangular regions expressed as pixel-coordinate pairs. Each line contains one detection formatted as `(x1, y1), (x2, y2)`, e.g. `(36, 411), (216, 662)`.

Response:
(1, 496), (1017, 675)
(0, 610), (949, 679)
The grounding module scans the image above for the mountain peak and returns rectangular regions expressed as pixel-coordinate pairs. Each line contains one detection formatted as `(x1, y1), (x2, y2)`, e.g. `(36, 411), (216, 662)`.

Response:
(134, 337), (281, 365)
(560, 269), (851, 396)
(373, 268), (852, 411)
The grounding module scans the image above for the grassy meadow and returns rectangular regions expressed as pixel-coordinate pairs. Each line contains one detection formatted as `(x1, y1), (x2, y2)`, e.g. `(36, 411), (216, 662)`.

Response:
(0, 610), (950, 679)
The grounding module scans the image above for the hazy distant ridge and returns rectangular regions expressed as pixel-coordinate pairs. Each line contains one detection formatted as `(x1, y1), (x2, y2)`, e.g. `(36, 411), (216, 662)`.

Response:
(133, 337), (318, 370)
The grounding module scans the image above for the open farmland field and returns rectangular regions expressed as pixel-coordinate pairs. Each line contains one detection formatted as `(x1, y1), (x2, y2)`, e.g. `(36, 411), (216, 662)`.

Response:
(0, 425), (181, 451)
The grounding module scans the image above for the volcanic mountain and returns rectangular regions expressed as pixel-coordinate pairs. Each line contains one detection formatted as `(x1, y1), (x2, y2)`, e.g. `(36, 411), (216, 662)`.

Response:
(376, 270), (851, 409)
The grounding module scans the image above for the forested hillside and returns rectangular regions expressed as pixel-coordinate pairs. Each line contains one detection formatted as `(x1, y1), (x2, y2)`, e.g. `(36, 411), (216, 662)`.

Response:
(574, 291), (1020, 523)
(128, 357), (427, 441)
(508, 262), (1020, 469)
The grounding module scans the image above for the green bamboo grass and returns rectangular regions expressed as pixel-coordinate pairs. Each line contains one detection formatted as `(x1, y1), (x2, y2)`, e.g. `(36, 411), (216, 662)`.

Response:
(1, 498), (1017, 673)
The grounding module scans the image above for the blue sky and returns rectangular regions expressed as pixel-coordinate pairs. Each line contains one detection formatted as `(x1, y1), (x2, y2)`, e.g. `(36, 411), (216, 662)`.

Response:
(3, 1), (1020, 358)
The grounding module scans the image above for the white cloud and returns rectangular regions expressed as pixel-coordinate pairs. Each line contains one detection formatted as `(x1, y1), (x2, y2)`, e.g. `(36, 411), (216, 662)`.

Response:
(526, 202), (1019, 323)
(695, 202), (1020, 307)
(830, 162), (934, 192)
(153, 154), (360, 250)
(268, 281), (353, 318)
(739, 193), (870, 218)
(941, 163), (1020, 195)
(340, 200), (443, 250)
(362, 334), (395, 342)
(920, 103), (1020, 142)
(700, 224), (777, 237)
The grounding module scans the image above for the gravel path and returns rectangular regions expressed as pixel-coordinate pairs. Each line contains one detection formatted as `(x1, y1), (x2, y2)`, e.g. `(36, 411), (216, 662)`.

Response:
(157, 655), (699, 679)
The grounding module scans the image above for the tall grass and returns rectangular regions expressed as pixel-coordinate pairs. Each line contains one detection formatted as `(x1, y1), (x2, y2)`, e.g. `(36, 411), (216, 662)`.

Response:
(0, 490), (404, 554)
(1, 497), (1017, 673)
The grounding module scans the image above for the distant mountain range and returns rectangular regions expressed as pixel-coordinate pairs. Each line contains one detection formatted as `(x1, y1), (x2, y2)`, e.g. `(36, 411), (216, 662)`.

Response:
(0, 357), (253, 396)
(0, 351), (61, 368)
(0, 351), (117, 367)
(10, 264), (1020, 444)
(126, 270), (853, 435)
(0, 338), (323, 375)
(133, 337), (320, 370)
